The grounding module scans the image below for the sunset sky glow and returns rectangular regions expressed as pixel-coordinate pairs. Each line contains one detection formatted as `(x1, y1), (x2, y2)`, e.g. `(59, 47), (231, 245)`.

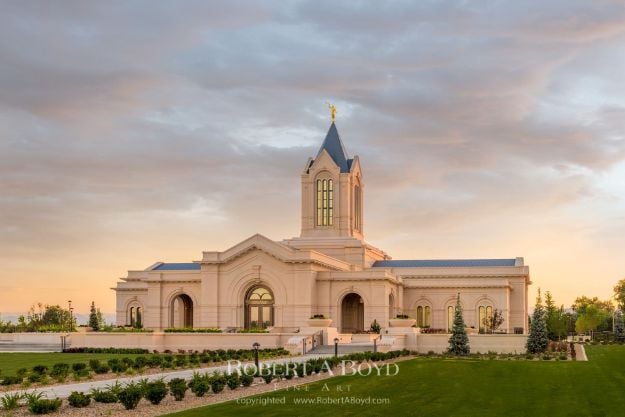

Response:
(2, 1), (625, 315)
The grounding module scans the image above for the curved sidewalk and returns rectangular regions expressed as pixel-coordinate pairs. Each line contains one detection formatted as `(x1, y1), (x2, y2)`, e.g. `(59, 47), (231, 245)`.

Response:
(3, 355), (330, 399)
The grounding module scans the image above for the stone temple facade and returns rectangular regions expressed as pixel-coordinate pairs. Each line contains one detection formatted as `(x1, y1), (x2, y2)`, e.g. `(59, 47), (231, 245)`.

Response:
(114, 122), (530, 335)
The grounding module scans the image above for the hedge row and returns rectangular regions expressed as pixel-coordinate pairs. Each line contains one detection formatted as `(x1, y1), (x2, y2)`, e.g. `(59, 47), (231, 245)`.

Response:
(1, 350), (411, 414)
(0, 348), (289, 387)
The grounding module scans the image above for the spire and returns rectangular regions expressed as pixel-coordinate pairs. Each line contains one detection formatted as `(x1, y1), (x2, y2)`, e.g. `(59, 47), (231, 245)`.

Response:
(316, 122), (352, 173)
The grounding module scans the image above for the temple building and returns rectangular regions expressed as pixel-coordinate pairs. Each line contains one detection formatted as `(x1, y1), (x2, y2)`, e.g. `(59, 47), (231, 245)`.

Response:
(114, 120), (530, 335)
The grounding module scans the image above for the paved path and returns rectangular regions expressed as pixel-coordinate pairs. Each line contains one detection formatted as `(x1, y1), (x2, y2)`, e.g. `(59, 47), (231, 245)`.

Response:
(3, 355), (331, 399)
(574, 343), (588, 361)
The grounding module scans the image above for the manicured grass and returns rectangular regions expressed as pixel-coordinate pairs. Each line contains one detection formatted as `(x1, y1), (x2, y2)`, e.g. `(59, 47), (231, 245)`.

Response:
(164, 345), (625, 417)
(0, 352), (144, 376)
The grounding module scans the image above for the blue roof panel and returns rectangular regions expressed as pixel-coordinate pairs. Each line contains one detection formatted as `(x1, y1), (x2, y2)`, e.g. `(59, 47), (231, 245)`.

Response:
(153, 263), (200, 271)
(372, 259), (516, 268)
(316, 122), (351, 173)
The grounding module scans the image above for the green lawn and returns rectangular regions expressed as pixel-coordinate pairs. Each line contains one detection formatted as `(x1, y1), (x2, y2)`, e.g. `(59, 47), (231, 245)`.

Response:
(163, 345), (625, 417)
(0, 352), (144, 375)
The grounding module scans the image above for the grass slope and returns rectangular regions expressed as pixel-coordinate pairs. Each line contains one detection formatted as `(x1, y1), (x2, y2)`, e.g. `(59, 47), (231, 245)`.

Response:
(0, 352), (144, 375)
(164, 345), (625, 417)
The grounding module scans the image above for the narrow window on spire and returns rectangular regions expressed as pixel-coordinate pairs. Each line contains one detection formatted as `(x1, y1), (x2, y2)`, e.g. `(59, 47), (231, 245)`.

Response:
(354, 183), (362, 231)
(316, 177), (334, 226)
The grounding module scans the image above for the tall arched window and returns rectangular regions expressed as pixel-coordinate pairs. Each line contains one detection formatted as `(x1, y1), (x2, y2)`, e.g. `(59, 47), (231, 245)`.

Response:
(447, 306), (455, 332)
(416, 305), (431, 327)
(245, 286), (274, 329)
(479, 305), (493, 333)
(316, 178), (333, 226)
(128, 307), (135, 327)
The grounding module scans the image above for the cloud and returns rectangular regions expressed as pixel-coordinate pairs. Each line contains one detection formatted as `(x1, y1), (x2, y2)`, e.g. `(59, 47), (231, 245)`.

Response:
(2, 1), (625, 311)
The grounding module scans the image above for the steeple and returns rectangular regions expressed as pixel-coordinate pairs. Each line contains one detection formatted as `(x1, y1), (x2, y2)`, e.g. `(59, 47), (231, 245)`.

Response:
(316, 123), (352, 173)
(299, 121), (364, 240)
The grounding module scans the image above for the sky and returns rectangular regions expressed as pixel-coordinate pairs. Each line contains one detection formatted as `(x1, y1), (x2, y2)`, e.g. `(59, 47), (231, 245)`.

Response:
(1, 1), (625, 316)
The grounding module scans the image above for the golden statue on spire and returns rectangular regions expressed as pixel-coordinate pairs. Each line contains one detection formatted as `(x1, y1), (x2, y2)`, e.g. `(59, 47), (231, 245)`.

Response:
(326, 102), (336, 123)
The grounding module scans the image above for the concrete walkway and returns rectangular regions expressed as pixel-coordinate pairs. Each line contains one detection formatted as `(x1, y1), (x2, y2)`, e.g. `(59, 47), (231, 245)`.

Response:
(3, 355), (331, 399)
(574, 343), (588, 361)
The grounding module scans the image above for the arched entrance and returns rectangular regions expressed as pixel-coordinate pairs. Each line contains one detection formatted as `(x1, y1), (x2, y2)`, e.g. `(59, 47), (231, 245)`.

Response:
(170, 294), (193, 328)
(341, 293), (364, 333)
(244, 286), (274, 329)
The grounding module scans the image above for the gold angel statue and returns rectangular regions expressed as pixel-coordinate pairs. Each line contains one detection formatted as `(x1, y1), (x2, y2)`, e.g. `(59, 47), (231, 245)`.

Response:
(326, 102), (337, 122)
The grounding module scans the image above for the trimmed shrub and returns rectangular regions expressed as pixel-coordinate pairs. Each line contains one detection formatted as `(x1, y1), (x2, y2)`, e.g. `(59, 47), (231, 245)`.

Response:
(68, 391), (91, 408)
(145, 380), (168, 405)
(147, 356), (163, 368)
(91, 388), (117, 403)
(32, 365), (48, 375)
(108, 359), (126, 373)
(71, 362), (88, 374)
(240, 373), (254, 387)
(117, 384), (143, 410)
(168, 378), (188, 401)
(28, 398), (62, 415)
(188, 373), (210, 397)
(50, 363), (70, 380)
(1, 375), (22, 386)
(174, 356), (188, 368)
(133, 356), (148, 369)
(226, 373), (240, 390)
(88, 359), (101, 372)
(63, 347), (149, 354)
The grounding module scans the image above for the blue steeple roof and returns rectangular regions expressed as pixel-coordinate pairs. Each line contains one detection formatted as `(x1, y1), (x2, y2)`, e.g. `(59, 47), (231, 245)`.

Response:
(316, 122), (352, 173)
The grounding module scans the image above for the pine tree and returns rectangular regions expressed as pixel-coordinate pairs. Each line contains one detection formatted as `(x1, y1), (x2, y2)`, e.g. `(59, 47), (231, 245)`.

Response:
(526, 289), (548, 354)
(88, 301), (100, 331)
(447, 294), (470, 355)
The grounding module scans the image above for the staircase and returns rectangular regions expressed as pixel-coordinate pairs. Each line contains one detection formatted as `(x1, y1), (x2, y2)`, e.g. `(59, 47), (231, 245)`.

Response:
(306, 342), (374, 355)
(0, 341), (62, 352)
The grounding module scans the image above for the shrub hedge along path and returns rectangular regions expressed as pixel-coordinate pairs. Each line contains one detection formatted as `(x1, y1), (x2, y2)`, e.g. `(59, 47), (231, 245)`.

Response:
(164, 344), (625, 417)
(0, 353), (146, 376)
(1, 354), (331, 399)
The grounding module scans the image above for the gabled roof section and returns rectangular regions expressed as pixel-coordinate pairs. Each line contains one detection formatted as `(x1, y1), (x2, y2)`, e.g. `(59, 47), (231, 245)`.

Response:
(150, 262), (201, 271)
(372, 259), (518, 268)
(316, 122), (352, 173)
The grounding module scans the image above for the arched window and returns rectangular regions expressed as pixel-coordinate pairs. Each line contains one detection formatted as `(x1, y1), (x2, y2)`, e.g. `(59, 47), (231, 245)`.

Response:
(128, 307), (135, 327)
(416, 305), (431, 327)
(447, 306), (455, 332)
(316, 178), (334, 226)
(245, 286), (274, 329)
(479, 305), (493, 333)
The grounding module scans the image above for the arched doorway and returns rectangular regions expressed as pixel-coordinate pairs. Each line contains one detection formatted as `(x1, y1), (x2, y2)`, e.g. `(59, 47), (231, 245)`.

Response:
(341, 293), (364, 333)
(244, 286), (274, 329)
(170, 294), (193, 328)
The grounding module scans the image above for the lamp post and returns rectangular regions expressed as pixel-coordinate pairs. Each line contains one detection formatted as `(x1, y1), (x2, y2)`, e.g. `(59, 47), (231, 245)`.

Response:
(374, 336), (378, 353)
(253, 342), (260, 371)
(69, 308), (74, 332)
(334, 337), (339, 357)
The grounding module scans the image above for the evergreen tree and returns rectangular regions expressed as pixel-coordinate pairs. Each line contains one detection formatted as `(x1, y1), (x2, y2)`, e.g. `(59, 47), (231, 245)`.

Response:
(526, 289), (548, 354)
(447, 294), (470, 355)
(88, 301), (100, 331)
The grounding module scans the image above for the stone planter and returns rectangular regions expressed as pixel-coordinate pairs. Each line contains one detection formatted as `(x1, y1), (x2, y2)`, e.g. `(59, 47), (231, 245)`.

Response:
(389, 318), (417, 327)
(307, 318), (333, 327)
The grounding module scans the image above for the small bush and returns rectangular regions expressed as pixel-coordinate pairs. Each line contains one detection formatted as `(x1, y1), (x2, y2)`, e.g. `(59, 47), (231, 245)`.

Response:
(1, 392), (23, 410)
(240, 373), (254, 387)
(174, 356), (188, 368)
(210, 374), (226, 393)
(261, 372), (273, 384)
(94, 364), (110, 374)
(133, 356), (148, 369)
(28, 398), (62, 415)
(226, 373), (240, 390)
(88, 359), (101, 371)
(145, 380), (168, 405)
(108, 359), (126, 373)
(68, 391), (91, 408)
(189, 373), (210, 397)
(147, 356), (163, 368)
(91, 388), (117, 403)
(32, 365), (48, 375)
(1, 375), (22, 386)
(169, 378), (188, 401)
(50, 363), (70, 380)
(117, 384), (143, 410)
